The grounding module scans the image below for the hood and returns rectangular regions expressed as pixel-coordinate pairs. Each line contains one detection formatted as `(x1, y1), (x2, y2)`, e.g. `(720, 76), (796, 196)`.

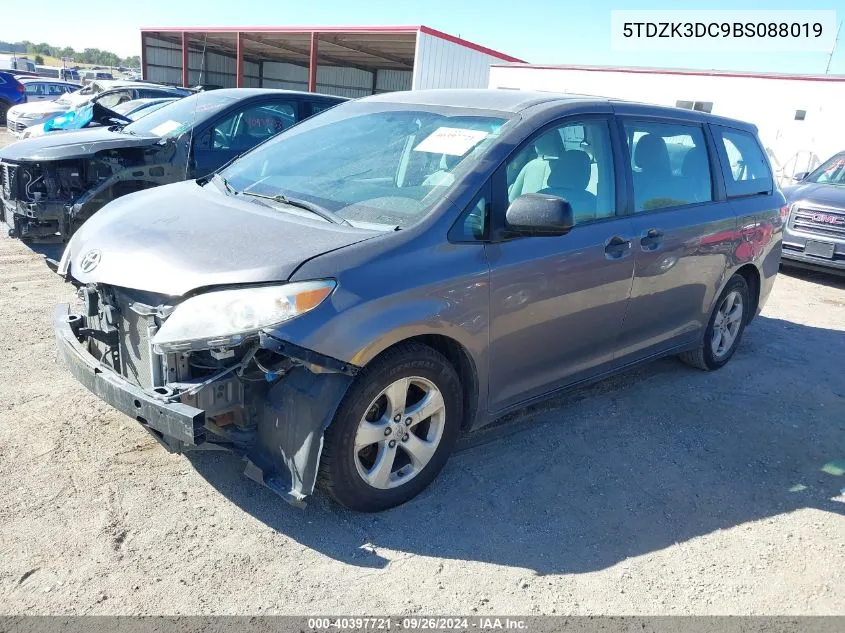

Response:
(65, 179), (380, 296)
(783, 182), (845, 209)
(9, 100), (72, 116)
(0, 126), (161, 162)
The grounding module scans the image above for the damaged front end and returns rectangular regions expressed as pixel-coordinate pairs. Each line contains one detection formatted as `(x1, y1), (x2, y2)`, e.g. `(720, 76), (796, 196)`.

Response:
(2, 158), (110, 241)
(54, 282), (357, 506)
(1, 136), (176, 242)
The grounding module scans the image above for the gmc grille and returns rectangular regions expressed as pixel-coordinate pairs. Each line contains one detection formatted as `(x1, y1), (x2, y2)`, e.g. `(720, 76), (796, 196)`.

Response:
(790, 206), (845, 240)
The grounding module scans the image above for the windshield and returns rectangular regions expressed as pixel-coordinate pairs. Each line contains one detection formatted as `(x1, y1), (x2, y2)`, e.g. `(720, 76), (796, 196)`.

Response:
(122, 92), (235, 138)
(806, 154), (845, 185)
(56, 89), (84, 106)
(222, 101), (510, 228)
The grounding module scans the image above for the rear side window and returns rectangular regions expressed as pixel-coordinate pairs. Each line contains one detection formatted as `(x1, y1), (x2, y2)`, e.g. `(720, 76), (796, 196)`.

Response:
(713, 127), (773, 198)
(624, 121), (713, 212)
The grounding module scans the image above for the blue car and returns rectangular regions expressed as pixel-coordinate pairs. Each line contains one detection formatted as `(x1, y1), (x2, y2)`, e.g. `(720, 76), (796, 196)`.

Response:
(0, 71), (27, 124)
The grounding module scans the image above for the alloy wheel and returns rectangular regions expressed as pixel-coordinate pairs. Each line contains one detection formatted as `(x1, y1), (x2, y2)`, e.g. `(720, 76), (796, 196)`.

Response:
(353, 376), (446, 489)
(711, 290), (744, 358)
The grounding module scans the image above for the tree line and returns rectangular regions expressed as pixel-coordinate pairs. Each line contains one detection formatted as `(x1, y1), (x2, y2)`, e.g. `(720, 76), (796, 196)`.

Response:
(0, 40), (140, 68)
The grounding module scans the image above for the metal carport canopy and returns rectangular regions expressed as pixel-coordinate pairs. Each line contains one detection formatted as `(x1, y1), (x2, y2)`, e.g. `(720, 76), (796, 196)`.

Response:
(139, 26), (523, 92)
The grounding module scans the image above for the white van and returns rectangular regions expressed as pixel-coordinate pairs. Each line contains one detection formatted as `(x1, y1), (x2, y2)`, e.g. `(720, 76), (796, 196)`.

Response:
(0, 54), (36, 73)
(35, 65), (80, 82)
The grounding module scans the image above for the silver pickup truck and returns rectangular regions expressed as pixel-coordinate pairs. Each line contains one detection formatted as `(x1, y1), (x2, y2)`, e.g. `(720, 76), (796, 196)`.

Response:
(782, 151), (845, 274)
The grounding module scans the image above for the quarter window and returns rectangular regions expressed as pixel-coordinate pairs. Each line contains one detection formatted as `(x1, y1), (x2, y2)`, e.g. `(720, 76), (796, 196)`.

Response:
(713, 127), (773, 198)
(451, 195), (488, 242)
(506, 120), (616, 225)
(624, 121), (713, 212)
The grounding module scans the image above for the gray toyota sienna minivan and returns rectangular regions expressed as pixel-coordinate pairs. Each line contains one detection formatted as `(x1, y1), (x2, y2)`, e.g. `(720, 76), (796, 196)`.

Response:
(54, 89), (785, 511)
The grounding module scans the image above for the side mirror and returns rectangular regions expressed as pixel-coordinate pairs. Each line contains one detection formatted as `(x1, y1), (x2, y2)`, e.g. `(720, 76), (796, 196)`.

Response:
(505, 193), (574, 237)
(793, 171), (810, 182)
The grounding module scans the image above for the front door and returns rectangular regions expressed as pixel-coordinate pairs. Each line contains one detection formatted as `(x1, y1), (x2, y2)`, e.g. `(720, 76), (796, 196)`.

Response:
(486, 116), (636, 411)
(614, 117), (736, 362)
(24, 83), (49, 102)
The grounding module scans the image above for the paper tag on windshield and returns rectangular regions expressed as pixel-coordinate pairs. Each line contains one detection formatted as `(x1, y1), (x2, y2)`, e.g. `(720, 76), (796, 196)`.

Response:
(149, 120), (182, 136)
(413, 127), (489, 156)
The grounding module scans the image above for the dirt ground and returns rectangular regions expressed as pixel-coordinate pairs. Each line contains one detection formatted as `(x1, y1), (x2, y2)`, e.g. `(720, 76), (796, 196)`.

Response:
(0, 127), (843, 616)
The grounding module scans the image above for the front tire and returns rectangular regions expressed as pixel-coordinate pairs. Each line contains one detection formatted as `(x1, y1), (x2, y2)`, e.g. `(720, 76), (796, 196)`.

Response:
(318, 343), (463, 512)
(679, 274), (750, 371)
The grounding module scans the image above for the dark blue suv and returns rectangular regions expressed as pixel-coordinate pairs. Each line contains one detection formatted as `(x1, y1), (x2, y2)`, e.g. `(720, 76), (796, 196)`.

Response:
(0, 71), (27, 124)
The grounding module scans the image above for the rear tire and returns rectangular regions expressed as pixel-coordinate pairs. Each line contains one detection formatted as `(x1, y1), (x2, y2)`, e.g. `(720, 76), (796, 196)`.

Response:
(679, 274), (749, 371)
(318, 343), (462, 512)
(0, 101), (9, 125)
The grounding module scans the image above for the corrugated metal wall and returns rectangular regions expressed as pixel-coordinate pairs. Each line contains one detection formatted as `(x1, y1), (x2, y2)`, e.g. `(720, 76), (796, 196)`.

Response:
(143, 35), (411, 95)
(144, 36), (182, 85)
(412, 31), (501, 90)
(375, 69), (412, 93)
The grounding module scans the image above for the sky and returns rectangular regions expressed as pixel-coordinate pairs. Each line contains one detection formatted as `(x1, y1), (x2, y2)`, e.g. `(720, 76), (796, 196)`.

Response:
(4, 0), (844, 75)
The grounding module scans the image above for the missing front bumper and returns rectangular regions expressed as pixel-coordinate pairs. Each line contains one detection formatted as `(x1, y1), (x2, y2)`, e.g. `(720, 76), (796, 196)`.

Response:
(53, 303), (356, 506)
(54, 303), (206, 448)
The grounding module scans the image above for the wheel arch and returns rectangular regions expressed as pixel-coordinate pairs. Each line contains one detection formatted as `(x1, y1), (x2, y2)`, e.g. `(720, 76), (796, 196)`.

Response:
(733, 263), (761, 323)
(366, 333), (481, 432)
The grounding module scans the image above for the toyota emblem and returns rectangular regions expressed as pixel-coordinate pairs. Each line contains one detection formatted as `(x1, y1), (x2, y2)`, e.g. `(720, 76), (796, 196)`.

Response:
(79, 249), (102, 273)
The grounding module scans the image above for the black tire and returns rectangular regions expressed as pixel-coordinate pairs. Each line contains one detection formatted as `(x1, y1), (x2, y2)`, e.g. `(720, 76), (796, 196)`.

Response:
(0, 101), (9, 125)
(318, 342), (463, 512)
(679, 274), (750, 371)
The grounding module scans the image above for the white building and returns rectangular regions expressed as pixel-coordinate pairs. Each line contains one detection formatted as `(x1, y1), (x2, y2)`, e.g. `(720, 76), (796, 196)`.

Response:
(489, 64), (845, 183)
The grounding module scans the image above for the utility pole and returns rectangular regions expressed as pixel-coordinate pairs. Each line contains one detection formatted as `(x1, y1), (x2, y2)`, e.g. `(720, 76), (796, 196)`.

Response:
(826, 21), (842, 74)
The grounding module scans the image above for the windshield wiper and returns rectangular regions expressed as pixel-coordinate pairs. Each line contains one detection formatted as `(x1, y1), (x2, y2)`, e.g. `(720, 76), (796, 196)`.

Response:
(241, 191), (350, 226)
(211, 172), (237, 195)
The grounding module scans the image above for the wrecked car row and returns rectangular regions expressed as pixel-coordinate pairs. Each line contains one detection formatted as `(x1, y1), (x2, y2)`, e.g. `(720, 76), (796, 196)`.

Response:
(1, 88), (345, 241)
(52, 89), (783, 511)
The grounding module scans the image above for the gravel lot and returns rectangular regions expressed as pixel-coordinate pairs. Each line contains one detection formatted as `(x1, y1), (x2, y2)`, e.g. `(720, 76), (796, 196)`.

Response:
(0, 126), (843, 616)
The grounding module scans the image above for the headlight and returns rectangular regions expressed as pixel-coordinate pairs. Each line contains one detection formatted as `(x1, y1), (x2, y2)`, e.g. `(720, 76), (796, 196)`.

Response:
(151, 280), (336, 353)
(19, 111), (54, 120)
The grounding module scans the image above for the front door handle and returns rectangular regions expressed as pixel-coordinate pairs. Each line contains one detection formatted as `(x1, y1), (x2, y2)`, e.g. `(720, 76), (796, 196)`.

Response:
(604, 235), (632, 259)
(640, 228), (664, 251)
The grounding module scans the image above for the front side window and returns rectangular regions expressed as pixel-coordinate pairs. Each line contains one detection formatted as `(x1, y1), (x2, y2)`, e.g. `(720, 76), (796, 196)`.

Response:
(222, 102), (510, 229)
(308, 101), (337, 116)
(24, 83), (45, 96)
(505, 120), (616, 225)
(713, 127), (773, 198)
(805, 153), (845, 185)
(625, 121), (713, 212)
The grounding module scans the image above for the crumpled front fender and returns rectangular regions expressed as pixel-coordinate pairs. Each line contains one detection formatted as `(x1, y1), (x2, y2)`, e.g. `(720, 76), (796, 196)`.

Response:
(246, 366), (354, 504)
